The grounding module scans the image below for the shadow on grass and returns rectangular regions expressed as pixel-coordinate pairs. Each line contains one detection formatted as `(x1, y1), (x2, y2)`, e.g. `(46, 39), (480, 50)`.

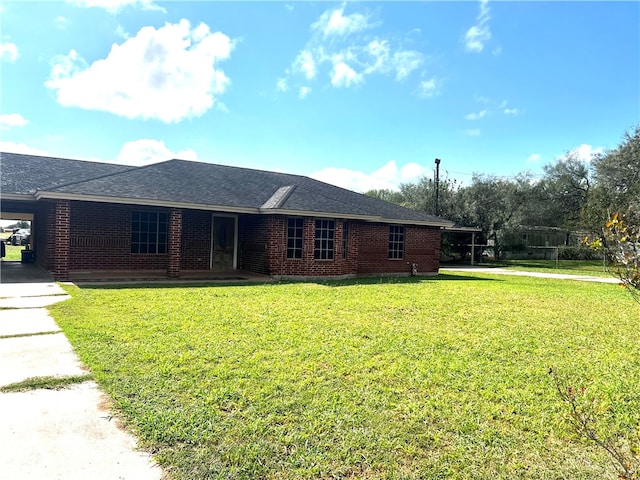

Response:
(74, 273), (499, 291)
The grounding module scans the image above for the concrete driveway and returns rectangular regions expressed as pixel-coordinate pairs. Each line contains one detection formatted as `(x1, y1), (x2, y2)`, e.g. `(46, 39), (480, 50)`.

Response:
(0, 261), (163, 480)
(439, 265), (621, 283)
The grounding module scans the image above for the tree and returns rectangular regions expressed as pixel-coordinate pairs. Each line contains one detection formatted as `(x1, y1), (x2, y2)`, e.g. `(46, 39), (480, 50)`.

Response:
(592, 126), (640, 224)
(592, 213), (640, 302)
(364, 189), (405, 205)
(365, 175), (464, 223)
(537, 153), (591, 228)
(456, 174), (536, 258)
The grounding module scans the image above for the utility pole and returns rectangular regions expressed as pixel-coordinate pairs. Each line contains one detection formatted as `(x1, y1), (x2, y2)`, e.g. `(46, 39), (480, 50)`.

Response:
(434, 158), (441, 216)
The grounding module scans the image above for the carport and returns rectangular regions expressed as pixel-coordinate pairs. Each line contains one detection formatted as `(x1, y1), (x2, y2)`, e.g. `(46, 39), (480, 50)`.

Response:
(1, 198), (37, 261)
(0, 261), (53, 283)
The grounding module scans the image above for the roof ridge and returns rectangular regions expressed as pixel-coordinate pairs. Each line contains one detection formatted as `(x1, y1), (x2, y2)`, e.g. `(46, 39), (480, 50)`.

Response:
(40, 159), (182, 191)
(39, 164), (140, 191)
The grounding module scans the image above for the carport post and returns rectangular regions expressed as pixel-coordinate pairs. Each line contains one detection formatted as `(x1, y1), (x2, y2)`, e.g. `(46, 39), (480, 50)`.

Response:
(167, 208), (182, 278)
(471, 231), (475, 266)
(54, 200), (70, 281)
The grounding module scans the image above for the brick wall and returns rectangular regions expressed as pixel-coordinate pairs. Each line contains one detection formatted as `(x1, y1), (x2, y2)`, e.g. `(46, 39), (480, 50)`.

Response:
(238, 215), (269, 274)
(266, 216), (359, 277)
(181, 210), (212, 270)
(54, 200), (71, 280)
(68, 201), (169, 271)
(32, 200), (442, 278)
(167, 208), (182, 277)
(356, 223), (441, 275)
(35, 201), (56, 272)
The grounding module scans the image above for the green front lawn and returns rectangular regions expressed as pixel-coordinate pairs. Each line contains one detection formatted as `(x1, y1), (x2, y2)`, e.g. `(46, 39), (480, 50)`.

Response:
(2, 243), (24, 261)
(50, 275), (640, 479)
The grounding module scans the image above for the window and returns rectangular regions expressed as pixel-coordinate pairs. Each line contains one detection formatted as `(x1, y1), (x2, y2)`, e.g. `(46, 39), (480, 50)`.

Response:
(287, 217), (303, 259)
(389, 225), (405, 259)
(314, 219), (335, 260)
(131, 211), (168, 254)
(342, 221), (349, 260)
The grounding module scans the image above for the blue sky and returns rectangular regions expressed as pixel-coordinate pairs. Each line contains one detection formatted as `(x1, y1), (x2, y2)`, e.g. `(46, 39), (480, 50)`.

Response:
(1, 0), (638, 193)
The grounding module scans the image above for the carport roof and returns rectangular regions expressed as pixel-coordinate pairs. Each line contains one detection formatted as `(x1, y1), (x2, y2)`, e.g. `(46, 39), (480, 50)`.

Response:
(1, 152), (454, 227)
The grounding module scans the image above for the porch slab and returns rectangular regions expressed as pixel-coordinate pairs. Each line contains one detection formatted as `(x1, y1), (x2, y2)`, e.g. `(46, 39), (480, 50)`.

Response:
(0, 308), (61, 337)
(0, 332), (86, 387)
(69, 269), (272, 285)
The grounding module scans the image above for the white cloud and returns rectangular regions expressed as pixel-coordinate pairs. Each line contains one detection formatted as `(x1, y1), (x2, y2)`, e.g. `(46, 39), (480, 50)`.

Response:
(45, 20), (234, 123)
(418, 78), (440, 98)
(392, 50), (423, 81)
(465, 109), (487, 120)
(465, 129), (481, 137)
(0, 142), (49, 156)
(527, 153), (541, 163)
(282, 5), (423, 95)
(66, 0), (165, 13)
(292, 49), (316, 80)
(116, 139), (198, 166)
(0, 114), (28, 129)
(311, 160), (431, 193)
(400, 162), (429, 181)
(298, 86), (311, 99)
(311, 6), (372, 38)
(363, 40), (423, 81)
(330, 62), (363, 88)
(276, 78), (288, 92)
(0, 42), (18, 62)
(567, 144), (603, 162)
(115, 24), (130, 40)
(54, 16), (70, 29)
(464, 0), (491, 53)
(504, 108), (519, 115)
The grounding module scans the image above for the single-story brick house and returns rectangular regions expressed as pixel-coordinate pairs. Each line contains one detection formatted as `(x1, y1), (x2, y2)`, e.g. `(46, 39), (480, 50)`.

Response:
(1, 152), (454, 281)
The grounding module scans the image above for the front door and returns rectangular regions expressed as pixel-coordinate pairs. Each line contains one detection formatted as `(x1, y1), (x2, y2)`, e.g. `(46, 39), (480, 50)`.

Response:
(211, 215), (236, 270)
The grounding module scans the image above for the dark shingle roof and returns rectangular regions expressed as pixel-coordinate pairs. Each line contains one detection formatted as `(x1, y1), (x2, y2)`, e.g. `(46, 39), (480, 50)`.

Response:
(1, 153), (453, 226)
(0, 152), (133, 195)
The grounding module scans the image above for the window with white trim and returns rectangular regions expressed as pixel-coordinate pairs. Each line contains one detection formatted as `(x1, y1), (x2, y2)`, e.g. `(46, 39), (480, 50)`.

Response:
(131, 211), (168, 254)
(287, 217), (303, 259)
(389, 225), (404, 259)
(314, 219), (335, 260)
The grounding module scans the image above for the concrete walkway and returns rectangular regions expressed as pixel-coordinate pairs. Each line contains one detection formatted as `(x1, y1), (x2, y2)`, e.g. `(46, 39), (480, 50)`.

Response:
(0, 262), (163, 480)
(439, 265), (621, 284)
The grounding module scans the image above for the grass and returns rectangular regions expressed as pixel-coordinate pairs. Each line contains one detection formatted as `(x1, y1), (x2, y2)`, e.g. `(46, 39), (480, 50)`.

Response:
(49, 274), (640, 479)
(2, 243), (24, 261)
(0, 374), (94, 393)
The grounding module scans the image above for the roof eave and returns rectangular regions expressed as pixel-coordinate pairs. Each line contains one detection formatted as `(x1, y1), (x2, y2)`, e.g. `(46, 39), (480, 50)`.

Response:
(259, 207), (380, 221)
(34, 191), (260, 214)
(260, 208), (454, 227)
(0, 193), (37, 202)
(377, 217), (455, 228)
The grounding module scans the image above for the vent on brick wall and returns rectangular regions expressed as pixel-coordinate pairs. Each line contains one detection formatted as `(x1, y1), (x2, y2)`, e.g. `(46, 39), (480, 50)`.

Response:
(70, 237), (128, 248)
(240, 242), (267, 252)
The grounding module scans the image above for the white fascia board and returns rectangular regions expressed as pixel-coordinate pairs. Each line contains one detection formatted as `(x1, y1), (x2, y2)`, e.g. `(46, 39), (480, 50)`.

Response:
(373, 218), (456, 228)
(34, 191), (260, 214)
(259, 208), (380, 222)
(0, 193), (36, 202)
(260, 208), (454, 227)
(443, 226), (483, 232)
